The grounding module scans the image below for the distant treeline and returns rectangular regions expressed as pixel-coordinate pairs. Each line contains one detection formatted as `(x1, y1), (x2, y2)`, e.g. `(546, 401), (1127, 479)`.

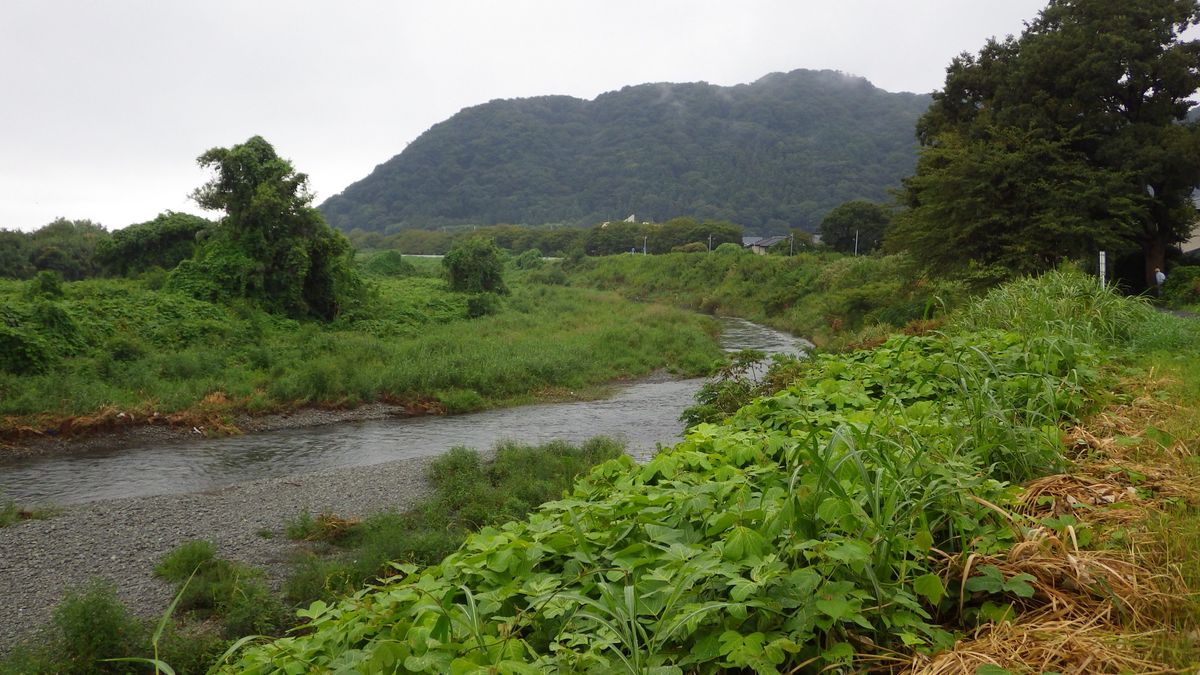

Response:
(0, 213), (212, 281)
(346, 217), (745, 256)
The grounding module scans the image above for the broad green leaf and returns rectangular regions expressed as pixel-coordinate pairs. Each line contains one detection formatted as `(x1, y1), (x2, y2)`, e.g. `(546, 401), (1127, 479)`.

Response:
(815, 597), (854, 620)
(914, 528), (934, 552)
(822, 641), (854, 662)
(912, 573), (945, 605)
(824, 539), (871, 566)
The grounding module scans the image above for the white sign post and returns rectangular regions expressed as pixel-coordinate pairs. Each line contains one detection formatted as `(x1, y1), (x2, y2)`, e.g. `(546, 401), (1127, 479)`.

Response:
(1099, 251), (1107, 287)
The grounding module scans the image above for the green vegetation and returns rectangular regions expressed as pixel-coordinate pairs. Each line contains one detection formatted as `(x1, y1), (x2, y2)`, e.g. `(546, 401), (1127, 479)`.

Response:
(224, 268), (1183, 673)
(346, 217), (744, 257)
(285, 439), (624, 606)
(320, 69), (929, 233)
(443, 237), (508, 294)
(561, 249), (958, 348)
(0, 272), (721, 435)
(0, 497), (57, 527)
(0, 218), (108, 281)
(155, 540), (288, 637)
(0, 581), (147, 675)
(170, 136), (363, 321)
(94, 212), (213, 278)
(0, 440), (625, 674)
(890, 0), (1200, 286)
(818, 200), (891, 255)
(1163, 264), (1200, 310)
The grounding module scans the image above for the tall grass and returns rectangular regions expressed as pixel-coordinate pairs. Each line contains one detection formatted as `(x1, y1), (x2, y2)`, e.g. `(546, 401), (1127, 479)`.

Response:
(562, 250), (965, 346)
(949, 266), (1155, 344)
(0, 277), (722, 431)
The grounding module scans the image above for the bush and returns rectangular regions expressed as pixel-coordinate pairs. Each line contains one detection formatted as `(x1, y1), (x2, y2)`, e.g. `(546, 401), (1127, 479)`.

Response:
(512, 248), (545, 270)
(443, 237), (508, 294)
(155, 539), (285, 637)
(362, 250), (417, 277)
(49, 580), (147, 674)
(25, 270), (65, 298)
(156, 539), (218, 581)
(0, 324), (53, 375)
(465, 293), (501, 318)
(1163, 265), (1200, 308)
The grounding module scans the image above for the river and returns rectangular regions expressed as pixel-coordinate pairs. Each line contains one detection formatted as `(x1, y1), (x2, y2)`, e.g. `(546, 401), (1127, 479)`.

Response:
(0, 318), (806, 506)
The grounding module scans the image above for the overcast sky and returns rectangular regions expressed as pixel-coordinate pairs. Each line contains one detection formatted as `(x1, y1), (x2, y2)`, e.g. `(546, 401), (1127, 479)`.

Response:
(1, 0), (1053, 232)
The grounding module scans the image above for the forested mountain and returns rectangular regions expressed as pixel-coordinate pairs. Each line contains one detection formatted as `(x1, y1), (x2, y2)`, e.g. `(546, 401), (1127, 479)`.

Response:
(320, 70), (931, 234)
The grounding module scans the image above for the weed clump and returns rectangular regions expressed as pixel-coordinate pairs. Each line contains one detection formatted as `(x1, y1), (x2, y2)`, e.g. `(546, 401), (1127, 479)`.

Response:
(0, 581), (146, 675)
(284, 438), (624, 605)
(156, 539), (287, 638)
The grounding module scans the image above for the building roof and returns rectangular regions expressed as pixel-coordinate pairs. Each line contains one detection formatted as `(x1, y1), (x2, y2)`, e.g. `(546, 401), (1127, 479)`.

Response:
(751, 235), (789, 248)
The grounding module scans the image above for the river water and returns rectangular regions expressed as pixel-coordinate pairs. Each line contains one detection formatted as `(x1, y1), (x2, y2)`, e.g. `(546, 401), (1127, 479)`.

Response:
(0, 318), (806, 506)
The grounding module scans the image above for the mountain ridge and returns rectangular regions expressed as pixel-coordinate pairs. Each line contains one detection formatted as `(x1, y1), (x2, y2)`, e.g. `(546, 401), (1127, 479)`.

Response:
(320, 69), (931, 234)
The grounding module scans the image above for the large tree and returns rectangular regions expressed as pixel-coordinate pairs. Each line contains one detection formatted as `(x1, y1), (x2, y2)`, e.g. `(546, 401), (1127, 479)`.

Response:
(890, 0), (1200, 282)
(819, 200), (891, 254)
(171, 136), (360, 320)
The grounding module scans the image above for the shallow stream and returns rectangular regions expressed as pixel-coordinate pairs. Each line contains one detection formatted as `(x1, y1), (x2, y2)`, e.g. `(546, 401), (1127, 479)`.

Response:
(0, 318), (806, 505)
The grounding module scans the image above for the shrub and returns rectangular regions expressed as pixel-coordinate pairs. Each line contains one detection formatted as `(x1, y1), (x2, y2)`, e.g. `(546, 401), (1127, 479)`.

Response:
(156, 539), (286, 638)
(155, 539), (217, 582)
(443, 237), (508, 294)
(526, 264), (567, 285)
(1163, 265), (1200, 308)
(25, 270), (65, 299)
(0, 324), (53, 375)
(512, 248), (545, 270)
(362, 250), (417, 277)
(465, 293), (501, 318)
(50, 580), (147, 674)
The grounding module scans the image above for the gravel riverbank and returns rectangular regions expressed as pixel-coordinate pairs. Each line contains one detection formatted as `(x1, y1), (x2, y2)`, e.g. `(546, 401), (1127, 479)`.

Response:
(0, 454), (444, 650)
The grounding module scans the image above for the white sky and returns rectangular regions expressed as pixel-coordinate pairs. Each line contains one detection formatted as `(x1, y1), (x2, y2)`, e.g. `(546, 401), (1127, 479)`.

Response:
(1, 0), (1052, 232)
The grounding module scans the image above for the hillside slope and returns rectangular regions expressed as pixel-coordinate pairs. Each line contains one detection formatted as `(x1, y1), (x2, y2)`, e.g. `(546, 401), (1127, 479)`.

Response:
(320, 70), (930, 234)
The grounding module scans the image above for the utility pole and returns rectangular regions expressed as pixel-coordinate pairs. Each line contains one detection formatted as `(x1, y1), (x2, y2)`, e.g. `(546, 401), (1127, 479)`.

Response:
(643, 236), (648, 255)
(854, 229), (859, 256)
(789, 233), (794, 256)
(708, 234), (713, 252)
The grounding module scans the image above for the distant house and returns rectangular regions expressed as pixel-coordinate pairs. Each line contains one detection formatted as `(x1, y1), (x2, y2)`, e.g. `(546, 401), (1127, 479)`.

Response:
(743, 235), (789, 255)
(1183, 213), (1200, 256)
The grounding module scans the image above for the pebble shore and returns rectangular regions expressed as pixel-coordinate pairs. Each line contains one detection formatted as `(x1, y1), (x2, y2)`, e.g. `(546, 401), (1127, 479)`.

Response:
(0, 452), (442, 650)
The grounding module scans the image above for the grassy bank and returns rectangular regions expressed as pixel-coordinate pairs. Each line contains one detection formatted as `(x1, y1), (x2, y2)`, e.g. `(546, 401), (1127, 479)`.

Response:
(0, 274), (722, 439)
(221, 269), (1199, 673)
(560, 250), (965, 348)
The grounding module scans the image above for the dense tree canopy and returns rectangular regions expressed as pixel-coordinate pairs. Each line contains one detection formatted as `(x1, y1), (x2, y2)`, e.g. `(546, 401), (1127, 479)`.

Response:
(819, 201), (891, 254)
(320, 70), (930, 234)
(94, 211), (212, 277)
(890, 0), (1200, 282)
(0, 219), (108, 280)
(168, 136), (360, 320)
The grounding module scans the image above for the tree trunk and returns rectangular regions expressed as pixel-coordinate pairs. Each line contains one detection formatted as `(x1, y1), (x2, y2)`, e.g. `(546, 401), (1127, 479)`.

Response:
(1142, 231), (1168, 287)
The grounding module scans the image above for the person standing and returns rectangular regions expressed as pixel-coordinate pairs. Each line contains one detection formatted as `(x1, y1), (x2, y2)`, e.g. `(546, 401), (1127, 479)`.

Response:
(1155, 268), (1167, 296)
